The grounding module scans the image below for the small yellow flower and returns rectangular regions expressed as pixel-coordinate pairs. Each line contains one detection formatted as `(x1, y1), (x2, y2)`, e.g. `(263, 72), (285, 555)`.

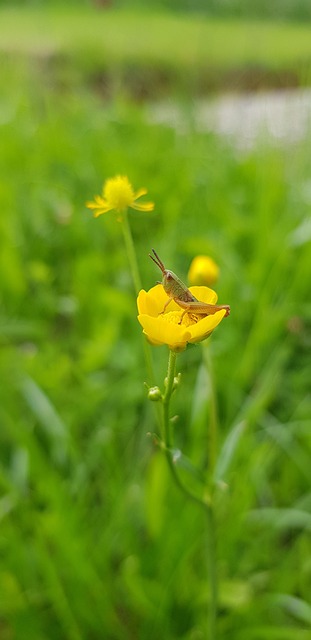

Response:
(137, 284), (227, 352)
(188, 255), (219, 287)
(86, 175), (154, 218)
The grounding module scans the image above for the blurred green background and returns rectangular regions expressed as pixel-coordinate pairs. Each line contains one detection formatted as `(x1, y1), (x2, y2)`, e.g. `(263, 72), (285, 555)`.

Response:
(0, 1), (310, 639)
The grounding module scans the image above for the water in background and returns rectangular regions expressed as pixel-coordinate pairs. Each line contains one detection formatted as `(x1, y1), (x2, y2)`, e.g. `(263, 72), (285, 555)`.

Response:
(148, 88), (311, 148)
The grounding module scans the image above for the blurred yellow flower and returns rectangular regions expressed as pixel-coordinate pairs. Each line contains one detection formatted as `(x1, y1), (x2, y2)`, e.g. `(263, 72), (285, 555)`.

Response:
(86, 175), (154, 218)
(137, 284), (227, 352)
(188, 255), (219, 286)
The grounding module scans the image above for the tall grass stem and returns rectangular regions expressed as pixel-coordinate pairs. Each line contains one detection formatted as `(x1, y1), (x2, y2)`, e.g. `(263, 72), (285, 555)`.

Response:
(121, 209), (142, 293)
(206, 502), (218, 640)
(162, 348), (218, 639)
(121, 209), (155, 385)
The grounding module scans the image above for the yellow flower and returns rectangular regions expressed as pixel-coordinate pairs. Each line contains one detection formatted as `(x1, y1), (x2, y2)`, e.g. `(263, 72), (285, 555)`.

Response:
(137, 284), (227, 352)
(86, 175), (154, 218)
(188, 255), (219, 287)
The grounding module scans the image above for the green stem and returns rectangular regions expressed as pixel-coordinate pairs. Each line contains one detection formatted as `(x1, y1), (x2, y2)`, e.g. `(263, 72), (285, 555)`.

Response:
(120, 208), (142, 293)
(162, 349), (177, 448)
(162, 348), (218, 639)
(203, 347), (218, 639)
(162, 350), (208, 507)
(203, 345), (218, 475)
(206, 502), (218, 640)
(120, 208), (155, 385)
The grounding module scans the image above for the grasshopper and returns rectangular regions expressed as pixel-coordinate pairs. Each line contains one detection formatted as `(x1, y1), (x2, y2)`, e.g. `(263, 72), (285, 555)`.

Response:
(149, 249), (230, 323)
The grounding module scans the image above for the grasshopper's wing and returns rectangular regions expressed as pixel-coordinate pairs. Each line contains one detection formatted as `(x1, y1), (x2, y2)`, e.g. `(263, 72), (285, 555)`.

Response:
(179, 287), (198, 303)
(170, 271), (198, 303)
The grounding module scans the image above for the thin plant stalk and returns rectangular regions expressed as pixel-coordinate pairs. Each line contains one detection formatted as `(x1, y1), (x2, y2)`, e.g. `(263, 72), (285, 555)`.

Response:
(120, 208), (142, 292)
(161, 348), (218, 639)
(120, 208), (155, 385)
(206, 502), (218, 640)
(162, 350), (203, 505)
(203, 345), (218, 475)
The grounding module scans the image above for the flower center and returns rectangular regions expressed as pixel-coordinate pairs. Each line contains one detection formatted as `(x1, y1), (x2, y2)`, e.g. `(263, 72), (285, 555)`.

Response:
(104, 176), (134, 210)
(163, 311), (199, 327)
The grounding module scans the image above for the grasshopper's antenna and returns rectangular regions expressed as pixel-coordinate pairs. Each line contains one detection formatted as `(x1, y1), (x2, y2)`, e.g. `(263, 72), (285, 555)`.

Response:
(149, 248), (165, 274)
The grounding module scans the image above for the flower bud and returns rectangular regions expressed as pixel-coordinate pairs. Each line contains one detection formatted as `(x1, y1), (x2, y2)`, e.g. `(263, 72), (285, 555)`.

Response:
(147, 386), (162, 402)
(164, 373), (181, 391)
(188, 255), (219, 287)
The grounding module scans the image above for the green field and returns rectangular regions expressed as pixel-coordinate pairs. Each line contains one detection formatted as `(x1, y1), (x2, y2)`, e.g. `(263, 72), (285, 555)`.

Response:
(0, 8), (311, 640)
(1, 7), (311, 94)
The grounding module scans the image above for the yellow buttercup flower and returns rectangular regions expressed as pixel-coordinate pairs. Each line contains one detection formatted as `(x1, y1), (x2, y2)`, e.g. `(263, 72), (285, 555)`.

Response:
(137, 284), (227, 352)
(188, 255), (219, 287)
(86, 175), (154, 218)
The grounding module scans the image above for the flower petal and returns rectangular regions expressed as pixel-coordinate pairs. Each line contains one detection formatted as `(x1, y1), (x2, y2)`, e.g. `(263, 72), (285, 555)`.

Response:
(188, 309), (227, 343)
(93, 207), (113, 218)
(86, 201), (98, 210)
(188, 286), (218, 304)
(138, 313), (191, 350)
(137, 284), (172, 316)
(137, 289), (160, 316)
(133, 188), (148, 198)
(131, 201), (154, 212)
(95, 195), (106, 205)
(86, 195), (113, 217)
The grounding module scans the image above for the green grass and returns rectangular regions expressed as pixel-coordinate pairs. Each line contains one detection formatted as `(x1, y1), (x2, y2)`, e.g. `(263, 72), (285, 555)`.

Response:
(1, 7), (311, 94)
(0, 42), (310, 640)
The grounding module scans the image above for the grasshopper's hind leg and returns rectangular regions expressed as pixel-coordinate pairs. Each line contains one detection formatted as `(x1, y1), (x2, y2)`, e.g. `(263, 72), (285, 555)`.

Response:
(178, 307), (190, 324)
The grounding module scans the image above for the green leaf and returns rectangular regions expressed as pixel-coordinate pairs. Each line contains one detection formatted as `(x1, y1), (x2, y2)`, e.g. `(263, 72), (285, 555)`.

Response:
(248, 507), (311, 532)
(21, 376), (69, 465)
(214, 420), (246, 482)
(272, 593), (311, 626)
